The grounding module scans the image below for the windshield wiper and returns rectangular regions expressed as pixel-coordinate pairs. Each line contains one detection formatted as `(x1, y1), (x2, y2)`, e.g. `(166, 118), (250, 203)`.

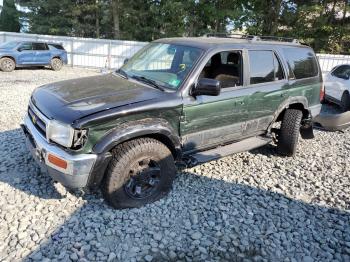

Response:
(115, 68), (128, 79)
(131, 75), (165, 91)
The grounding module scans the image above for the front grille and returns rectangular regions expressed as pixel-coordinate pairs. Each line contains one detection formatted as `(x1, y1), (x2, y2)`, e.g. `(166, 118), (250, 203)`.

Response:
(28, 105), (47, 137)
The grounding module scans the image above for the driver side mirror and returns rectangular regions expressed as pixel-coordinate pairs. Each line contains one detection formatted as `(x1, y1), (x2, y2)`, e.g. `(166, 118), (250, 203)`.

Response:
(123, 58), (129, 65)
(17, 48), (23, 52)
(192, 78), (221, 96)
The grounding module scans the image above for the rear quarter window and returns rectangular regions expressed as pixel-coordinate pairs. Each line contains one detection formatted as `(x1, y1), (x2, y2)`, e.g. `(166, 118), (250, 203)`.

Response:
(283, 48), (319, 79)
(48, 44), (65, 50)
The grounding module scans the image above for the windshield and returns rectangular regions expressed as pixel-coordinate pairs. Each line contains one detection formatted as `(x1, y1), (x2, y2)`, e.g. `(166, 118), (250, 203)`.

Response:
(121, 43), (203, 90)
(0, 41), (19, 49)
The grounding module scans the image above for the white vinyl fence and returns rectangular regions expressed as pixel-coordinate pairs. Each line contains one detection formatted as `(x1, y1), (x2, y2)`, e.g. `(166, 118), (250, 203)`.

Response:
(317, 53), (350, 73)
(0, 32), (147, 69)
(1, 31), (350, 72)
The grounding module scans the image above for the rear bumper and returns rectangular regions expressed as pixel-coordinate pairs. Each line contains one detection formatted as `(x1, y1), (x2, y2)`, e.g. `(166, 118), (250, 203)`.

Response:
(313, 111), (350, 131)
(22, 114), (98, 188)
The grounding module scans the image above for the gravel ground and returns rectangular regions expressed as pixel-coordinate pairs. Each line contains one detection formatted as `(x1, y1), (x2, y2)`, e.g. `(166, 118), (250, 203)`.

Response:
(0, 67), (350, 262)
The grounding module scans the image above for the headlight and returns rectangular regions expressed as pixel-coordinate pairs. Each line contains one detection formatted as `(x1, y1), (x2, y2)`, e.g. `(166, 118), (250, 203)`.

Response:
(47, 120), (74, 147)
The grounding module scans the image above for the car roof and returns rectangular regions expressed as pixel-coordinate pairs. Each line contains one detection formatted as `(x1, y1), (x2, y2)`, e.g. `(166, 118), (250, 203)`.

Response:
(154, 37), (311, 50)
(18, 41), (62, 45)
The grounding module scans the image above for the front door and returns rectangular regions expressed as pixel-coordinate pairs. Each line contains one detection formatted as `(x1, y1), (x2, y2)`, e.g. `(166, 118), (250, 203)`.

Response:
(17, 42), (36, 65)
(180, 50), (247, 152)
(242, 50), (288, 136)
(181, 91), (248, 152)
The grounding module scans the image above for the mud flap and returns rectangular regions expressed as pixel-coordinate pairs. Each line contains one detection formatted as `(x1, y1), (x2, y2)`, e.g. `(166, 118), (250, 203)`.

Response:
(300, 125), (314, 139)
(313, 111), (350, 131)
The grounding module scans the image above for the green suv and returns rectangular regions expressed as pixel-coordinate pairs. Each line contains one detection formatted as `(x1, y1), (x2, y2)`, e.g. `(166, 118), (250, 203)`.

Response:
(22, 35), (323, 208)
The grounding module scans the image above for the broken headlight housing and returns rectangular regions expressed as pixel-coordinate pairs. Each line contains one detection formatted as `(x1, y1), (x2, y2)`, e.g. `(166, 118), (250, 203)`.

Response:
(47, 120), (88, 149)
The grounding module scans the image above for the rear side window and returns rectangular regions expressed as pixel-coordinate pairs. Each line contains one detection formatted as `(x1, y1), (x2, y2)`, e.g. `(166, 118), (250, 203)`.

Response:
(48, 44), (65, 50)
(248, 50), (284, 85)
(32, 43), (48, 51)
(283, 48), (319, 79)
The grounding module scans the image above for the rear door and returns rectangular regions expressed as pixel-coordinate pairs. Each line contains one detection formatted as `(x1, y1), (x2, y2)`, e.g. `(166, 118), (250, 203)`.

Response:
(16, 42), (36, 64)
(242, 49), (288, 136)
(33, 43), (51, 64)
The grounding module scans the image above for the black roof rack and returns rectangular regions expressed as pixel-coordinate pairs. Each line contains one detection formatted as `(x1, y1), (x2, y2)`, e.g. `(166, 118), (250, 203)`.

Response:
(203, 33), (300, 45)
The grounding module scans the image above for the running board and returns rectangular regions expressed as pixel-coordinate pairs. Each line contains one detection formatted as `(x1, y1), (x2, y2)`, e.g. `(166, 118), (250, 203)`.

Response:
(188, 136), (271, 166)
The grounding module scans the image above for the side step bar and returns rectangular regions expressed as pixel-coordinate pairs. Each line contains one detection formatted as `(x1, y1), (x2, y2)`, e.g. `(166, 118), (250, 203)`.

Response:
(188, 136), (272, 166)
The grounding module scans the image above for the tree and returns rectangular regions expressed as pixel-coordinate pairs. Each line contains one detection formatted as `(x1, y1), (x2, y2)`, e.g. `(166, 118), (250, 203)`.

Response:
(0, 0), (21, 32)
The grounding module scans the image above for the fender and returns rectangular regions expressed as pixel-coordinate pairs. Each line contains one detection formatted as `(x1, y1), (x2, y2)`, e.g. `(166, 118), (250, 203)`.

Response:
(0, 55), (16, 63)
(268, 96), (314, 139)
(270, 96), (309, 125)
(92, 118), (182, 158)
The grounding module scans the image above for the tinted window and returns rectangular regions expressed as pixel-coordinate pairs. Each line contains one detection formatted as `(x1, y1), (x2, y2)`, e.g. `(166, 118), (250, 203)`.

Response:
(18, 43), (32, 51)
(283, 48), (318, 79)
(249, 51), (275, 84)
(32, 43), (47, 51)
(48, 44), (65, 50)
(332, 65), (350, 79)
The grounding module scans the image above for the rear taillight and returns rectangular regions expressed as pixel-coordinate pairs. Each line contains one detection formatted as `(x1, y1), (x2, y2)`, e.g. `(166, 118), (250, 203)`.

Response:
(320, 83), (325, 102)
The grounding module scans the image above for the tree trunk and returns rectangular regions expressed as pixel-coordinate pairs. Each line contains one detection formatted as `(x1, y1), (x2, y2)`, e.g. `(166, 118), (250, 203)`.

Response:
(262, 0), (282, 35)
(342, 0), (348, 24)
(111, 0), (120, 39)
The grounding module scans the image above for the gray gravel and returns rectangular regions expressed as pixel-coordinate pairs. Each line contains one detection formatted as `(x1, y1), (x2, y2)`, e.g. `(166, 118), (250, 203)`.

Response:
(0, 67), (350, 262)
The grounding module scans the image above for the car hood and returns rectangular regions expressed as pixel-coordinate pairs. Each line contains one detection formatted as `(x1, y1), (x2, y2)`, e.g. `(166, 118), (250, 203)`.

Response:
(31, 73), (168, 124)
(0, 48), (12, 52)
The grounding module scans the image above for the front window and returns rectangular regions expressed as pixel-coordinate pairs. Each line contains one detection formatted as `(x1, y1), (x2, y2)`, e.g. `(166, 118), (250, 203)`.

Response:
(121, 43), (203, 90)
(0, 41), (19, 49)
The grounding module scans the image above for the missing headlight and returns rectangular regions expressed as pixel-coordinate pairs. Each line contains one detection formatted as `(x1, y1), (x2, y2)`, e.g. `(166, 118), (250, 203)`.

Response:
(72, 129), (88, 149)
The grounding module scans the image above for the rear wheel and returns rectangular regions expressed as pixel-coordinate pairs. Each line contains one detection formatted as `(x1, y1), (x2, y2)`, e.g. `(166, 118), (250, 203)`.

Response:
(0, 57), (15, 72)
(102, 138), (176, 209)
(50, 58), (63, 71)
(340, 92), (350, 112)
(277, 109), (303, 157)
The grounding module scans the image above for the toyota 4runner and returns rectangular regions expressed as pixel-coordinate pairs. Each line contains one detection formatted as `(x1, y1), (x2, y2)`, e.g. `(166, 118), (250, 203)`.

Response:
(22, 35), (323, 209)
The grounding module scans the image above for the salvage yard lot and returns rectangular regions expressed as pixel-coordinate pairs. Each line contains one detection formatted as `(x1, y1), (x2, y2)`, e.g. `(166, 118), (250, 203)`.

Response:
(0, 68), (349, 261)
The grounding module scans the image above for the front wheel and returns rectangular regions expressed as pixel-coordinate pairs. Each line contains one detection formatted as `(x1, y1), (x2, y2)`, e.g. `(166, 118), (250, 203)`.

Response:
(277, 109), (303, 157)
(50, 58), (63, 71)
(0, 57), (15, 72)
(102, 138), (176, 209)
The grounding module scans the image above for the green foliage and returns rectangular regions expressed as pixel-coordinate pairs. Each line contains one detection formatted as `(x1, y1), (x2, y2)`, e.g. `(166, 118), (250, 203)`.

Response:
(13, 0), (350, 54)
(0, 0), (21, 32)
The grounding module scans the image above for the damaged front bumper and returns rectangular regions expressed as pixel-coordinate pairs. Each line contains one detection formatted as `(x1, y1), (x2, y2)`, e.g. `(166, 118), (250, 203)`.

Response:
(21, 114), (97, 188)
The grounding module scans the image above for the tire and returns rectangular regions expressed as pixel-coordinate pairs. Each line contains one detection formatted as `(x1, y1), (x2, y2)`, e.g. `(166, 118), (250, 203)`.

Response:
(0, 57), (15, 72)
(277, 109), (303, 157)
(340, 92), (350, 112)
(50, 58), (63, 71)
(102, 138), (176, 209)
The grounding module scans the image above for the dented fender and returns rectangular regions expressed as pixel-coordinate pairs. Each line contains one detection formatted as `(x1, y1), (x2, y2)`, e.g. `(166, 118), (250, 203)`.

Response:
(92, 118), (182, 157)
